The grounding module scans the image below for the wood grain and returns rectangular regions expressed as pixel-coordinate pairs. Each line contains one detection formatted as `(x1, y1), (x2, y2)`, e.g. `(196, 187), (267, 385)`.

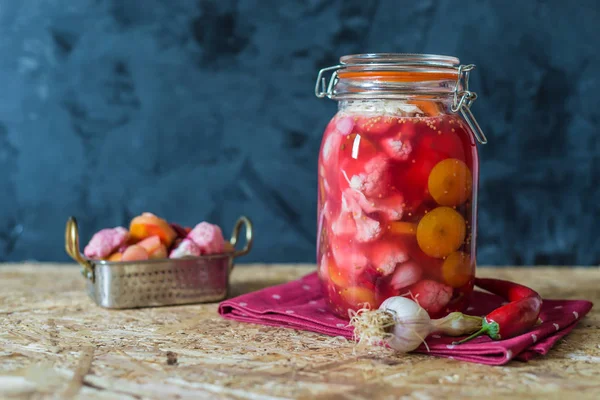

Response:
(1, 263), (599, 399)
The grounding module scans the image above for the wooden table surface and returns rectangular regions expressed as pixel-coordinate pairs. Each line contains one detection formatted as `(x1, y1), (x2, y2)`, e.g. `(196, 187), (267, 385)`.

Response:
(1, 263), (599, 399)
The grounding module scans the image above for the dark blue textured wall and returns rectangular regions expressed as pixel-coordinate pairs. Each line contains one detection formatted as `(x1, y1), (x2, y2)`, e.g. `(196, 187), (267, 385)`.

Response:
(0, 0), (598, 265)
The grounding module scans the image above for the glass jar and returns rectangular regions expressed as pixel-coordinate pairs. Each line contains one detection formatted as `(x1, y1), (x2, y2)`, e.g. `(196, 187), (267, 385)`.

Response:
(314, 54), (487, 319)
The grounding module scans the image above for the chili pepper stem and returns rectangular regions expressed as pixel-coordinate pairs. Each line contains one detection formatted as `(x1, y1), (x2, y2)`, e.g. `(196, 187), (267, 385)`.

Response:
(453, 327), (486, 345)
(453, 318), (500, 345)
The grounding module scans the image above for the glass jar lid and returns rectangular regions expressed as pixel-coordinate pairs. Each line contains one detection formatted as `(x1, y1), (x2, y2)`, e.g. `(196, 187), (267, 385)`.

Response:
(340, 53), (460, 68)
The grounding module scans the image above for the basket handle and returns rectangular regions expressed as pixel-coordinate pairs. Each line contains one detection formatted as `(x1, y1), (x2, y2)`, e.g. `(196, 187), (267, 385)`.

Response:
(65, 217), (94, 279)
(229, 216), (253, 258)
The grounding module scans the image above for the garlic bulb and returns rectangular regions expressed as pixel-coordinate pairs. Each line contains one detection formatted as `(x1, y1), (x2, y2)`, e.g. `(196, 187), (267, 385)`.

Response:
(350, 296), (482, 353)
(381, 297), (433, 352)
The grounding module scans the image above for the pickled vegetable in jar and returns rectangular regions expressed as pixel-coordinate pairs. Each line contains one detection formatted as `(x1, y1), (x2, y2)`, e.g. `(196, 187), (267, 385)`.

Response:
(314, 54), (488, 319)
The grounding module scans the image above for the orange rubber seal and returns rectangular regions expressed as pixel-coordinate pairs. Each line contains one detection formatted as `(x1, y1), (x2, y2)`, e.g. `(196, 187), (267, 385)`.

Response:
(337, 70), (458, 82)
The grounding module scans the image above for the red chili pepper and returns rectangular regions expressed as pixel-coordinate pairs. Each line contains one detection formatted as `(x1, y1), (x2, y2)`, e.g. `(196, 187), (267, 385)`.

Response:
(455, 278), (542, 344)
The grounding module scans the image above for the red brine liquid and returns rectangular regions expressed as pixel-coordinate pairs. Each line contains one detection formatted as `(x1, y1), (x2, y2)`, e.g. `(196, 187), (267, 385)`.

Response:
(317, 110), (478, 319)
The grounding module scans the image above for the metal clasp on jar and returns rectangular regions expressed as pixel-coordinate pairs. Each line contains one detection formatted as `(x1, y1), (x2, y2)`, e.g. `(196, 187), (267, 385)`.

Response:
(314, 65), (342, 99)
(452, 64), (488, 145)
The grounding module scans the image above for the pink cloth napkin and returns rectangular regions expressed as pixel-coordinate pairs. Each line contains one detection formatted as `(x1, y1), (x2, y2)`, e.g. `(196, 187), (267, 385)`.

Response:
(219, 272), (592, 365)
